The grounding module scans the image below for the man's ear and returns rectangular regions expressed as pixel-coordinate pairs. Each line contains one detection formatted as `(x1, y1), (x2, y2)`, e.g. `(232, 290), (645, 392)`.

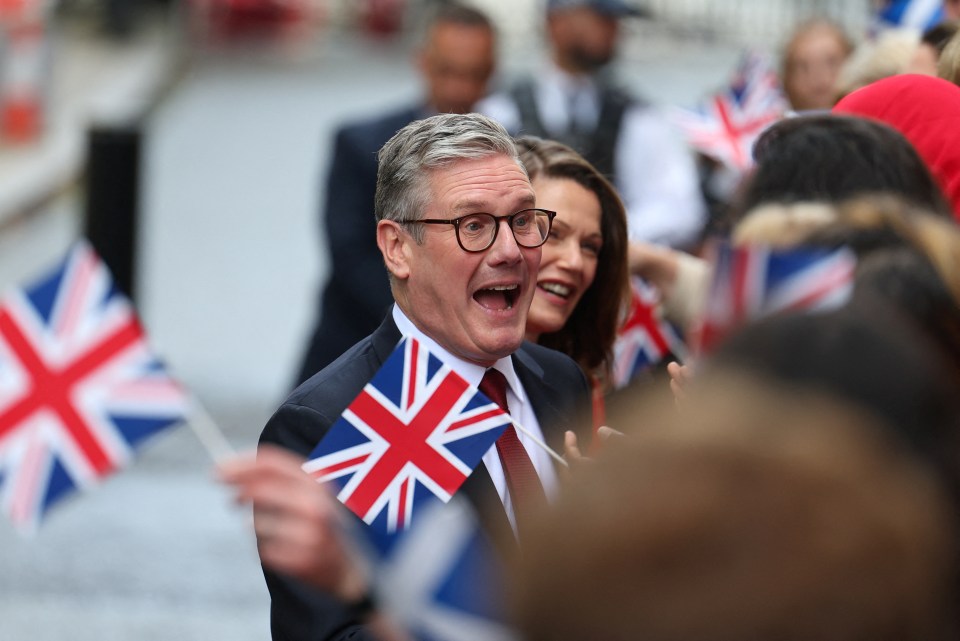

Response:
(377, 220), (412, 280)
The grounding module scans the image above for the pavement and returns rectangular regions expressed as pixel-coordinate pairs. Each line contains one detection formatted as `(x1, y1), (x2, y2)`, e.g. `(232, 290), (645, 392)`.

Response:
(0, 4), (749, 639)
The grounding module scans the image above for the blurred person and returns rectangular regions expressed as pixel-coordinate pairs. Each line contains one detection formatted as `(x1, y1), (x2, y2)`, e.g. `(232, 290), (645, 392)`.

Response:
(516, 137), (629, 388)
(513, 363), (958, 641)
(295, 2), (497, 384)
(906, 20), (960, 74)
(632, 113), (952, 331)
(669, 194), (960, 414)
(937, 28), (960, 82)
(834, 73), (960, 219)
(737, 113), (952, 220)
(477, 0), (706, 248)
(702, 303), (960, 473)
(259, 112), (592, 641)
(781, 18), (854, 111)
(797, 196), (960, 386)
(835, 28), (920, 99)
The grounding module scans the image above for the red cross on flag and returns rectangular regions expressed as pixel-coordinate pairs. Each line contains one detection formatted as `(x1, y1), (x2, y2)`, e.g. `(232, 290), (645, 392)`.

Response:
(0, 241), (188, 533)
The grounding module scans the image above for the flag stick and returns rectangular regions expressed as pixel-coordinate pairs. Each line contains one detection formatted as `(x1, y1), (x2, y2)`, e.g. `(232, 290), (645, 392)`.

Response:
(186, 395), (237, 462)
(512, 421), (569, 468)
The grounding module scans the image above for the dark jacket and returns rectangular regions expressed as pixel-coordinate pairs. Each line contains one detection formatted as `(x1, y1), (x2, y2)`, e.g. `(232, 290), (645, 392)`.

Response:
(262, 314), (591, 641)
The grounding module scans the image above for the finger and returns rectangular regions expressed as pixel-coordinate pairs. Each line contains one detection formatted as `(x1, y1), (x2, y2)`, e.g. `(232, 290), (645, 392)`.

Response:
(666, 361), (683, 381)
(669, 376), (686, 401)
(596, 425), (624, 441)
(563, 430), (583, 460)
(218, 450), (318, 502)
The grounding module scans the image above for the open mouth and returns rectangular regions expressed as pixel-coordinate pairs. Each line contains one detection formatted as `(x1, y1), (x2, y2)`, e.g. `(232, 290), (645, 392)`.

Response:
(473, 284), (519, 311)
(538, 281), (573, 300)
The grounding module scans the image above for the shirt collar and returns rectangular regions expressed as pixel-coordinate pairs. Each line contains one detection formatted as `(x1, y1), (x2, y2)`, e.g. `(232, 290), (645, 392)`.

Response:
(544, 59), (597, 97)
(391, 305), (526, 405)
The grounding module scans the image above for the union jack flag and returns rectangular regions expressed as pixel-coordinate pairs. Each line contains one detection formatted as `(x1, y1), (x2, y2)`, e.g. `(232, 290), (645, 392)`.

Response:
(696, 241), (857, 354)
(303, 337), (511, 534)
(611, 278), (688, 389)
(362, 494), (516, 641)
(672, 50), (787, 170)
(873, 0), (944, 32)
(0, 241), (188, 533)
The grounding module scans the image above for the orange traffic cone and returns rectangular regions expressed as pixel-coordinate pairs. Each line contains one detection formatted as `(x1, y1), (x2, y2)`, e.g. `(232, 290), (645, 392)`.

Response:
(0, 1), (47, 144)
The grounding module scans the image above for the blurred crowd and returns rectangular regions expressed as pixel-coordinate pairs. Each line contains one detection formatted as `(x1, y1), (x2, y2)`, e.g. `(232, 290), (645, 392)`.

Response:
(216, 0), (960, 640)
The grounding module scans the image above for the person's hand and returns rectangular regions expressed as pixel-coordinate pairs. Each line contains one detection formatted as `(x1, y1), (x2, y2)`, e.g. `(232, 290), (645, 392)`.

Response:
(558, 430), (588, 481)
(561, 427), (625, 476)
(666, 361), (693, 411)
(217, 446), (368, 601)
(563, 430), (584, 462)
(628, 241), (680, 293)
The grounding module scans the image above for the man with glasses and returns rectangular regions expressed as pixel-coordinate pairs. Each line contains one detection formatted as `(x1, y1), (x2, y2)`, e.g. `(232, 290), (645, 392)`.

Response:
(257, 112), (591, 641)
(295, 3), (497, 386)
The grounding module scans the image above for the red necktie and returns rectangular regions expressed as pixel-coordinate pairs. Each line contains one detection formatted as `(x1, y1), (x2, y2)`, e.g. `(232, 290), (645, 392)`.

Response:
(478, 368), (547, 531)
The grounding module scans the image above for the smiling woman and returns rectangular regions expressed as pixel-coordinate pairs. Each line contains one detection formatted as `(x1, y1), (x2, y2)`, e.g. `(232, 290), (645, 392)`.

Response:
(516, 136), (630, 386)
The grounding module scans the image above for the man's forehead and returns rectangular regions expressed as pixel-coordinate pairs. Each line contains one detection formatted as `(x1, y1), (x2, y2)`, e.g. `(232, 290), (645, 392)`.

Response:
(428, 155), (534, 207)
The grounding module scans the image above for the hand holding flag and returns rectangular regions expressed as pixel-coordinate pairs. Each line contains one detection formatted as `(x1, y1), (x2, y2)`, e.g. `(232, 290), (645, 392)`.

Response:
(220, 445), (519, 641)
(218, 445), (371, 601)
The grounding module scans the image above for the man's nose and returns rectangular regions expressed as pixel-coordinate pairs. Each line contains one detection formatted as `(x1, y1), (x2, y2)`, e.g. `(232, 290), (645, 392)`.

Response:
(487, 219), (523, 263)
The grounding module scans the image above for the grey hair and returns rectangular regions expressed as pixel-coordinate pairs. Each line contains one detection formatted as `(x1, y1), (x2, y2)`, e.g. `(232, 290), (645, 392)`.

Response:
(375, 112), (524, 242)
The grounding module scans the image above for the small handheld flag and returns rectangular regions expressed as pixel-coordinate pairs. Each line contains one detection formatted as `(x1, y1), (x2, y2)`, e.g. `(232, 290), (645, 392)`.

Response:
(611, 278), (688, 389)
(303, 337), (512, 534)
(874, 0), (945, 32)
(672, 50), (787, 171)
(368, 495), (517, 641)
(696, 241), (857, 354)
(0, 241), (189, 533)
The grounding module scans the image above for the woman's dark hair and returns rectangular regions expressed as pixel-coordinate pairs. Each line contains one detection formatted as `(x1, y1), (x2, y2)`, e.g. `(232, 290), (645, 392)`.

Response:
(516, 136), (630, 377)
(730, 114), (952, 226)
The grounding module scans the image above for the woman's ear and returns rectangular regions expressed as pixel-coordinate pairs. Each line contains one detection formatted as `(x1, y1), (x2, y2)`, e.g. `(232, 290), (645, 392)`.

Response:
(377, 220), (411, 280)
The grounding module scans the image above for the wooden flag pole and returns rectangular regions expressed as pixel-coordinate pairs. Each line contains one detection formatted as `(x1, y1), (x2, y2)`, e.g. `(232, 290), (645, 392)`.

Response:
(512, 421), (569, 468)
(186, 396), (237, 462)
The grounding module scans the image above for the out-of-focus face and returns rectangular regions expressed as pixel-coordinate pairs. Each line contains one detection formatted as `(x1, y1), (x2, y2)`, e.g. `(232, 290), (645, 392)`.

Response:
(549, 7), (620, 74)
(419, 21), (495, 114)
(526, 176), (602, 341)
(906, 42), (940, 76)
(784, 26), (849, 111)
(947, 0), (960, 20)
(392, 154), (540, 366)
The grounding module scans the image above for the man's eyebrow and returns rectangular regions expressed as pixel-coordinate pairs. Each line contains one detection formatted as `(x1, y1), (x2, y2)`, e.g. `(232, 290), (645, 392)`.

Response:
(452, 192), (536, 213)
(452, 200), (490, 213)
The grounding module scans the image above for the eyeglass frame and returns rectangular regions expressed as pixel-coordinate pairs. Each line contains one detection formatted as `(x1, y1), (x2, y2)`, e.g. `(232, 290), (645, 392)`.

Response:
(398, 208), (557, 253)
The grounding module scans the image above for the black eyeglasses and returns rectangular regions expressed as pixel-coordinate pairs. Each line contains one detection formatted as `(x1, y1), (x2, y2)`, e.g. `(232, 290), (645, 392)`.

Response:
(402, 208), (556, 253)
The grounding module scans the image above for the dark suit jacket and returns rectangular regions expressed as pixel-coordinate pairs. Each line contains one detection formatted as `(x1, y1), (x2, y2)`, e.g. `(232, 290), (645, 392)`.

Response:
(261, 314), (592, 641)
(295, 106), (426, 386)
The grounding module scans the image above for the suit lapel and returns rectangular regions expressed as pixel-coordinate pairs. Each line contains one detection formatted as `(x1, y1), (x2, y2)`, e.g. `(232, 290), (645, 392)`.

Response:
(369, 312), (403, 366)
(512, 346), (574, 457)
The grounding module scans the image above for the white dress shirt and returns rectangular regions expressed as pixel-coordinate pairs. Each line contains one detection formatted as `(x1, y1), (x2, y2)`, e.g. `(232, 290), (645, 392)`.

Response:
(392, 305), (560, 533)
(476, 62), (707, 248)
